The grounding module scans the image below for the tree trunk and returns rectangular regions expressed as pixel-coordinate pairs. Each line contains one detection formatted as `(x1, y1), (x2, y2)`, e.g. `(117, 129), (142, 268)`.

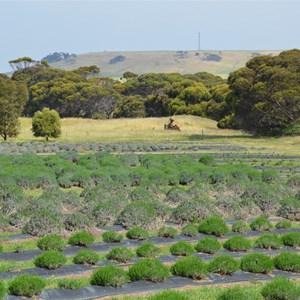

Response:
(46, 136), (49, 142)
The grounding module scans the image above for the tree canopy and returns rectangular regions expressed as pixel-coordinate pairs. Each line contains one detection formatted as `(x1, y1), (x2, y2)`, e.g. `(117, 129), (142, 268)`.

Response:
(0, 77), (28, 140)
(222, 49), (300, 135)
(32, 108), (61, 141)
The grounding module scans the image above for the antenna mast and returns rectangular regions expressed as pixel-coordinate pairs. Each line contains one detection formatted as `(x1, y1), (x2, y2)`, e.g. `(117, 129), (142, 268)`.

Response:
(198, 32), (200, 51)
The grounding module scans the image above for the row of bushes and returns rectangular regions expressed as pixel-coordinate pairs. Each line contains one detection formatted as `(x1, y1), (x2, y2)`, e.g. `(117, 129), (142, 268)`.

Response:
(3, 255), (299, 298)
(149, 277), (300, 300)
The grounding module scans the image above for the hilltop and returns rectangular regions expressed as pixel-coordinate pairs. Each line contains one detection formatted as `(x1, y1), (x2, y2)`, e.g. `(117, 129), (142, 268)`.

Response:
(49, 50), (281, 78)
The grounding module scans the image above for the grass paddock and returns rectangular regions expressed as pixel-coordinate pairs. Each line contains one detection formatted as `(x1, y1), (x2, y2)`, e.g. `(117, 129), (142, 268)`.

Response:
(3, 116), (299, 155)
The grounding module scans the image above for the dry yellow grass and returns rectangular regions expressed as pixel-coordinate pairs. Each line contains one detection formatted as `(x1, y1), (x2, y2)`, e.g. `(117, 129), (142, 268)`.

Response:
(13, 115), (300, 155)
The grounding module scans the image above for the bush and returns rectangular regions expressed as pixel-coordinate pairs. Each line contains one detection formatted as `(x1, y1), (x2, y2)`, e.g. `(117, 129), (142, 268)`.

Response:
(22, 211), (62, 236)
(102, 230), (124, 243)
(223, 235), (252, 252)
(37, 234), (65, 251)
(58, 278), (81, 289)
(217, 286), (260, 300)
(64, 212), (92, 231)
(68, 231), (95, 247)
(275, 220), (292, 229)
(128, 258), (169, 282)
(250, 217), (273, 231)
(118, 202), (162, 230)
(0, 280), (5, 300)
(34, 250), (67, 269)
(181, 224), (198, 237)
(262, 169), (279, 184)
(136, 242), (160, 258)
(281, 232), (300, 247)
(8, 274), (46, 297)
(194, 237), (221, 254)
(261, 277), (300, 300)
(198, 217), (229, 237)
(171, 256), (207, 279)
(126, 227), (149, 240)
(170, 241), (194, 256)
(278, 197), (300, 221)
(158, 226), (177, 238)
(254, 234), (283, 250)
(149, 290), (188, 300)
(208, 254), (239, 275)
(241, 253), (274, 274)
(90, 264), (129, 287)
(199, 154), (215, 166)
(231, 221), (249, 233)
(73, 249), (99, 265)
(107, 246), (135, 263)
(274, 251), (300, 272)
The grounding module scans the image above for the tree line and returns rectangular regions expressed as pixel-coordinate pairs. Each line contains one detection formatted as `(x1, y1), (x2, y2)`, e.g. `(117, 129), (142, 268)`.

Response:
(0, 49), (299, 140)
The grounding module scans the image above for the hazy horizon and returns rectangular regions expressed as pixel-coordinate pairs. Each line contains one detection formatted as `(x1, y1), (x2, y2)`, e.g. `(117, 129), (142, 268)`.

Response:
(1, 0), (299, 72)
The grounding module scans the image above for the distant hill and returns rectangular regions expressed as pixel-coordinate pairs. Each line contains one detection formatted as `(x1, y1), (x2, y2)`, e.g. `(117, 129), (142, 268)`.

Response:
(49, 50), (281, 79)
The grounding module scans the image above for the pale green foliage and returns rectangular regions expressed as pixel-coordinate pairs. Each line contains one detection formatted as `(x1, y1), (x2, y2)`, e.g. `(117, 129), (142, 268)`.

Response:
(32, 108), (61, 141)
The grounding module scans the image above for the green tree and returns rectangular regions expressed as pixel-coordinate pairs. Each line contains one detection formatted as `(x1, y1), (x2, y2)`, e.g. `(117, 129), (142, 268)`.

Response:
(0, 77), (28, 140)
(32, 108), (61, 141)
(9, 57), (36, 71)
(226, 49), (300, 135)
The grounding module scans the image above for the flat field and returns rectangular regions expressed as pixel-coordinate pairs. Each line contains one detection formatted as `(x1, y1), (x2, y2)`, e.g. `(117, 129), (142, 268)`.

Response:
(16, 115), (300, 155)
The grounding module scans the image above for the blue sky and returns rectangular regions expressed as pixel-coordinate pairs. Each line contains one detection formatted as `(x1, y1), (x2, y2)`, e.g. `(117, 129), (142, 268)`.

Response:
(0, 0), (299, 72)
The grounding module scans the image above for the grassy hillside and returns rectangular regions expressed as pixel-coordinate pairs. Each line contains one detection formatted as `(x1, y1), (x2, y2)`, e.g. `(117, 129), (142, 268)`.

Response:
(50, 50), (281, 78)
(13, 116), (300, 155)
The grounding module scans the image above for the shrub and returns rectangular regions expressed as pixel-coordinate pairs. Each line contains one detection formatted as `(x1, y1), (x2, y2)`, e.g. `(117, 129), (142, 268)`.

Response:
(261, 277), (300, 300)
(275, 220), (292, 229)
(231, 220), (249, 233)
(34, 250), (67, 269)
(208, 254), (239, 275)
(149, 290), (188, 300)
(198, 217), (229, 237)
(126, 227), (149, 240)
(158, 226), (177, 238)
(274, 251), (300, 272)
(90, 264), (129, 287)
(107, 246), (135, 263)
(118, 202), (161, 230)
(170, 241), (194, 256)
(278, 197), (300, 221)
(58, 278), (81, 289)
(22, 211), (62, 236)
(281, 232), (300, 247)
(8, 274), (46, 297)
(217, 286), (260, 300)
(64, 212), (92, 231)
(102, 231), (124, 243)
(199, 154), (215, 166)
(37, 234), (65, 251)
(250, 217), (273, 231)
(181, 224), (198, 237)
(195, 237), (221, 254)
(68, 231), (95, 247)
(171, 198), (214, 224)
(73, 250), (99, 265)
(223, 235), (252, 252)
(171, 256), (207, 279)
(128, 258), (169, 282)
(164, 188), (191, 206)
(0, 281), (5, 300)
(254, 234), (283, 250)
(241, 253), (274, 274)
(262, 169), (279, 184)
(136, 242), (160, 258)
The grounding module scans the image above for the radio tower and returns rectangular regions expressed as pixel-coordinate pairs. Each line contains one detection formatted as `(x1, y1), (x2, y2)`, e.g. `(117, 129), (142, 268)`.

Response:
(198, 32), (201, 51)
